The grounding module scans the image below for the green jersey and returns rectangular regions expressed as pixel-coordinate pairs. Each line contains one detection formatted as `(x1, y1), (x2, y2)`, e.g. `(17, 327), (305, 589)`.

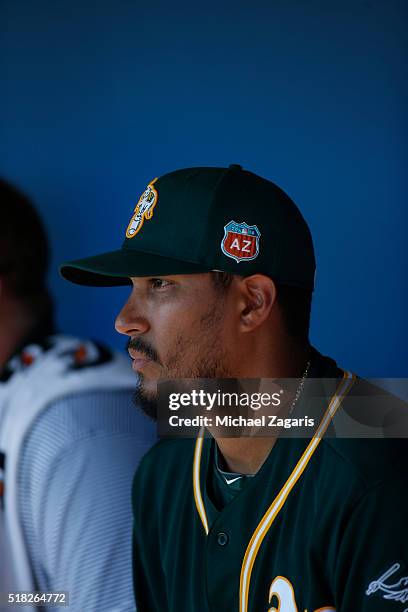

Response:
(132, 350), (408, 611)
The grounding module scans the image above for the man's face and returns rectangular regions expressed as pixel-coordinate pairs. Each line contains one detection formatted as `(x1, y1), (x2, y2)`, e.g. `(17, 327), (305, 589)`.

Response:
(115, 273), (233, 419)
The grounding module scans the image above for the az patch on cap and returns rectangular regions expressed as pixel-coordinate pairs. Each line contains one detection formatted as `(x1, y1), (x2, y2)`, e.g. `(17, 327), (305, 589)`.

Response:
(221, 221), (260, 263)
(126, 178), (158, 238)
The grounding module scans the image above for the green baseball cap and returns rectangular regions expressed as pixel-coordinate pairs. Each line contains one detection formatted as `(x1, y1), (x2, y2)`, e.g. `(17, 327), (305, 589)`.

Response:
(60, 165), (316, 290)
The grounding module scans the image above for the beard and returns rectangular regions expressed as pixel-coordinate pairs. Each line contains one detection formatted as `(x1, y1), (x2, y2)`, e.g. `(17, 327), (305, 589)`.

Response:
(133, 373), (159, 421)
(131, 299), (229, 422)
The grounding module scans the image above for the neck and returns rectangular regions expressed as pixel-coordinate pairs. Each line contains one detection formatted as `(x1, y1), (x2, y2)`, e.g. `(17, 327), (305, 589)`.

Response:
(213, 343), (311, 475)
(216, 436), (277, 475)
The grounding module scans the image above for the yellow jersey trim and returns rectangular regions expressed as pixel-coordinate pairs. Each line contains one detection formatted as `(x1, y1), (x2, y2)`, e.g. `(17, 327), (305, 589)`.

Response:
(239, 370), (356, 612)
(193, 428), (209, 535)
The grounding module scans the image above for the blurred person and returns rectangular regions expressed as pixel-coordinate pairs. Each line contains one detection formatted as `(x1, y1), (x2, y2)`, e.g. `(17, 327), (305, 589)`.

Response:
(0, 179), (156, 611)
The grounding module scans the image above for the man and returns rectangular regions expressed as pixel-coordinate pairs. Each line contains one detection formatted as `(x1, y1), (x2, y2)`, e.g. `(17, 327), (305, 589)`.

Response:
(0, 179), (155, 611)
(61, 165), (408, 611)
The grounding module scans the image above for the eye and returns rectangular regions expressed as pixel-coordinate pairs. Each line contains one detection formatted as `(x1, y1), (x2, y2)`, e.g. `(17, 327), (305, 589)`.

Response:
(149, 278), (173, 290)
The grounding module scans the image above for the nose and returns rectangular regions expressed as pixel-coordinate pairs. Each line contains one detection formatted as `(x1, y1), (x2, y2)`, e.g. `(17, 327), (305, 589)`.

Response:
(115, 294), (150, 337)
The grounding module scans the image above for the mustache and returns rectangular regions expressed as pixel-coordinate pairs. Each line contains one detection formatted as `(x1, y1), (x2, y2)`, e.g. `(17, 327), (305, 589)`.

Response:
(127, 337), (160, 364)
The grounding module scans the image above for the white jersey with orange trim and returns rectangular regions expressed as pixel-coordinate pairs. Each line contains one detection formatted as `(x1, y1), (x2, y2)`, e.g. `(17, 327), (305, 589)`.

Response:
(0, 335), (154, 611)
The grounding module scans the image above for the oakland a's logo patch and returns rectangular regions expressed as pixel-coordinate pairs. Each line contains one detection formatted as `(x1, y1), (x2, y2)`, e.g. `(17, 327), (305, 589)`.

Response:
(125, 178), (158, 238)
(221, 220), (260, 263)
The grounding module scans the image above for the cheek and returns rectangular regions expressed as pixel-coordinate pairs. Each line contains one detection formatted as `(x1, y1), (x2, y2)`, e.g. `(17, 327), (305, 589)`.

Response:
(152, 293), (226, 364)
(159, 318), (207, 367)
(150, 310), (193, 360)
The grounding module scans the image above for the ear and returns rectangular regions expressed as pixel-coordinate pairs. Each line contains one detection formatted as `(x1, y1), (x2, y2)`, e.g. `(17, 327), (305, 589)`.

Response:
(238, 275), (277, 332)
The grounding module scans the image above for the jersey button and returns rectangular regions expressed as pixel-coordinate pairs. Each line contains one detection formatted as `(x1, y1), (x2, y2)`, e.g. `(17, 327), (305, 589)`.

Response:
(217, 532), (229, 547)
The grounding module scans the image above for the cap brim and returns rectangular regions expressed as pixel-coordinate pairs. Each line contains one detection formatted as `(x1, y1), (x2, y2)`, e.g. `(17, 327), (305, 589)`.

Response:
(59, 248), (213, 286)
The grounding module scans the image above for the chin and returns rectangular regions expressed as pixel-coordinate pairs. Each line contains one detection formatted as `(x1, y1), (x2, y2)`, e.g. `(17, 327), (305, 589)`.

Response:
(133, 373), (158, 421)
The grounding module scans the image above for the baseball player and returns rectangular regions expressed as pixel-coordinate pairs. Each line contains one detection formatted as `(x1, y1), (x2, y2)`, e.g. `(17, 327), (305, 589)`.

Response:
(0, 180), (156, 611)
(61, 165), (408, 611)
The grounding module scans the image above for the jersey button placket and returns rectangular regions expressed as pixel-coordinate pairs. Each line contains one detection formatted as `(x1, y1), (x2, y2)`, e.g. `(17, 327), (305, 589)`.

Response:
(217, 531), (229, 547)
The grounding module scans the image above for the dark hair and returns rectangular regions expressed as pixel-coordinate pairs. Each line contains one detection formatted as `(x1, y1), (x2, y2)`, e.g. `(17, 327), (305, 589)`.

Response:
(210, 271), (312, 345)
(0, 179), (54, 329)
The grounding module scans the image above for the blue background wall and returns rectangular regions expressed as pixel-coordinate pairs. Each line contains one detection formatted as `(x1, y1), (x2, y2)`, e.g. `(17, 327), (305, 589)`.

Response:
(1, 0), (407, 376)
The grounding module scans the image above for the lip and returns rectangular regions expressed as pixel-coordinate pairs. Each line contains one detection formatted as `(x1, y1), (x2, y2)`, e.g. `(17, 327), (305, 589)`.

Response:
(132, 357), (151, 371)
(128, 349), (152, 371)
